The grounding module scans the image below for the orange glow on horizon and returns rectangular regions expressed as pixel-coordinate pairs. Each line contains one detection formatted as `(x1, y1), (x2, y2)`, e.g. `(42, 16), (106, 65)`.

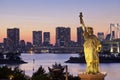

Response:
(0, 23), (109, 45)
(0, 13), (118, 45)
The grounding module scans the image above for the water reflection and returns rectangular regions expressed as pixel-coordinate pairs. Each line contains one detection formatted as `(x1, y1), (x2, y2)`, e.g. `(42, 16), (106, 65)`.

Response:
(1, 53), (120, 80)
(20, 53), (79, 76)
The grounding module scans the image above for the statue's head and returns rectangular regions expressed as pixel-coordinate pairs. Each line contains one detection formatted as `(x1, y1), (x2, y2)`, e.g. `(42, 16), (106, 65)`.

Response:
(87, 27), (93, 35)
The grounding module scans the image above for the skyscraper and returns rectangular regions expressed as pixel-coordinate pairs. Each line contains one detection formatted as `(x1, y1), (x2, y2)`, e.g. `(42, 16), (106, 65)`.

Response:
(43, 32), (50, 46)
(77, 27), (84, 47)
(7, 28), (20, 51)
(19, 40), (26, 52)
(33, 31), (42, 47)
(105, 34), (111, 41)
(3, 38), (10, 51)
(56, 27), (71, 47)
(97, 32), (104, 41)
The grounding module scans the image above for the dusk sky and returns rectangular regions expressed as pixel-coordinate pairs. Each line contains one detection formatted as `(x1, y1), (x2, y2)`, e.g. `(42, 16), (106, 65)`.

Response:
(0, 0), (120, 44)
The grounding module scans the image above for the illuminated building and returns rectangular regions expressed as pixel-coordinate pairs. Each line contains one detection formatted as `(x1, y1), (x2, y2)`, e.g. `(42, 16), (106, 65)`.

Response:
(19, 40), (26, 52)
(7, 28), (19, 51)
(3, 38), (10, 51)
(55, 27), (71, 47)
(43, 32), (50, 46)
(97, 32), (104, 41)
(33, 31), (42, 47)
(26, 42), (33, 52)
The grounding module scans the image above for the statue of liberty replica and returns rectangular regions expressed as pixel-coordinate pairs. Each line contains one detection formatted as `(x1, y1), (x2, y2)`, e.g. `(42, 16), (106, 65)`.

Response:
(79, 12), (107, 80)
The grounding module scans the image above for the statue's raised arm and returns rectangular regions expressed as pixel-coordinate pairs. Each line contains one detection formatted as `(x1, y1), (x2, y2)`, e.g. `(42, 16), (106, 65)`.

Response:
(79, 12), (86, 31)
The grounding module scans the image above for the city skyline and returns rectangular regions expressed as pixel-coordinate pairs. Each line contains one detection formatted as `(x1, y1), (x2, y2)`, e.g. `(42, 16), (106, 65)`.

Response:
(0, 0), (120, 44)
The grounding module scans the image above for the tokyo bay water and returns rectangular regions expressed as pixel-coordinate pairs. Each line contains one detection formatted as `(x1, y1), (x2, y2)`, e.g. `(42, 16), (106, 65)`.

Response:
(1, 53), (120, 80)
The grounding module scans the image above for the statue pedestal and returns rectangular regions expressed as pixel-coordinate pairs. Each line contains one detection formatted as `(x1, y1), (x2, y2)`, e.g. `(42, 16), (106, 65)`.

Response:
(78, 72), (107, 80)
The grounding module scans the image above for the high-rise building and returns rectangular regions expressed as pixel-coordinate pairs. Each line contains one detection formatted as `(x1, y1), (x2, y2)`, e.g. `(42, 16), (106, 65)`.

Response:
(33, 31), (42, 47)
(7, 28), (20, 51)
(43, 32), (50, 46)
(56, 27), (71, 47)
(26, 42), (33, 51)
(105, 31), (115, 41)
(3, 38), (10, 51)
(77, 27), (84, 47)
(19, 40), (26, 52)
(97, 32), (104, 41)
(105, 34), (111, 41)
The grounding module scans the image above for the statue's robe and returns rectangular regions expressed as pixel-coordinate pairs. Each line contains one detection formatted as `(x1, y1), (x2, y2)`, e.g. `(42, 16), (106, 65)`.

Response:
(83, 31), (101, 74)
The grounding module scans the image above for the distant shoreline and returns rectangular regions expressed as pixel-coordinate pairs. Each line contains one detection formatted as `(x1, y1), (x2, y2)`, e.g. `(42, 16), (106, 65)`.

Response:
(65, 55), (120, 63)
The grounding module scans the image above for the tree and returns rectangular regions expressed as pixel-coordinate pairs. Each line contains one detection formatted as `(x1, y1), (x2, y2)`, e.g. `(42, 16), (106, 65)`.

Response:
(0, 66), (13, 79)
(48, 63), (65, 80)
(32, 66), (49, 80)
(0, 66), (28, 80)
(13, 67), (27, 80)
